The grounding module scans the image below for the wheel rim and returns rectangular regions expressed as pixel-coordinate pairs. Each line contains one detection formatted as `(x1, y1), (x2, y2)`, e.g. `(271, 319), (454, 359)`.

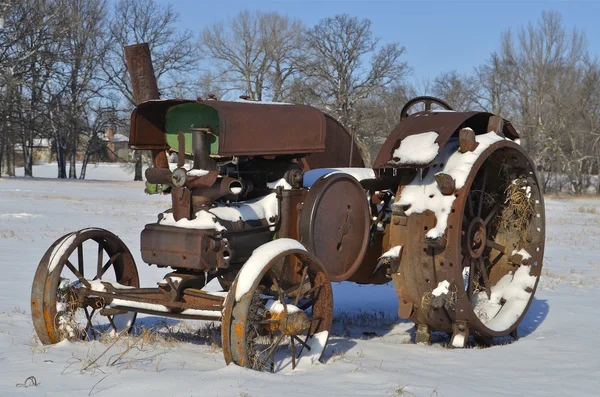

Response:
(222, 246), (333, 372)
(31, 228), (139, 344)
(455, 146), (545, 336)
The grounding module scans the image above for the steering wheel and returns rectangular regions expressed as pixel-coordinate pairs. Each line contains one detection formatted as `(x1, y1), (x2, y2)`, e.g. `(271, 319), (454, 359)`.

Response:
(400, 96), (453, 120)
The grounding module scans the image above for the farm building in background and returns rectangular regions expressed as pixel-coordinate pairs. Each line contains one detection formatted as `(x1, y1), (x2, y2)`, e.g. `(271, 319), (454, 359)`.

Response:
(103, 128), (131, 162)
(14, 139), (52, 166)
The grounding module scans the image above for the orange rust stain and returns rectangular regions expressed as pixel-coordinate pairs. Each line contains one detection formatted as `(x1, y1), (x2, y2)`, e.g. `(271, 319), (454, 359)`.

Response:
(234, 322), (244, 339)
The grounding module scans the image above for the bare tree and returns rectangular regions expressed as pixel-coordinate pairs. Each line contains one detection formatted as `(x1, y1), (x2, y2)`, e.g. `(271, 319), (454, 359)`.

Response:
(104, 0), (196, 181)
(104, 0), (197, 105)
(301, 14), (409, 164)
(0, 0), (62, 176)
(431, 70), (478, 111)
(199, 10), (304, 101)
(494, 11), (592, 193)
(45, 0), (110, 178)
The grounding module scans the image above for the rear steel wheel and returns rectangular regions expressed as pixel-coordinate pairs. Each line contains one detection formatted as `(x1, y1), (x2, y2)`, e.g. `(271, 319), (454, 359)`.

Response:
(222, 239), (333, 372)
(450, 144), (545, 343)
(31, 228), (139, 344)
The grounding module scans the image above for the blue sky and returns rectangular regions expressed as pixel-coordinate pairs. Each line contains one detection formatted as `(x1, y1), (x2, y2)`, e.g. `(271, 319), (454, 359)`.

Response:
(148, 0), (599, 84)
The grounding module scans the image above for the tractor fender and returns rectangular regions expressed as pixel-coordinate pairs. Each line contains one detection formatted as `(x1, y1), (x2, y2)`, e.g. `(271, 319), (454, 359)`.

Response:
(373, 111), (519, 169)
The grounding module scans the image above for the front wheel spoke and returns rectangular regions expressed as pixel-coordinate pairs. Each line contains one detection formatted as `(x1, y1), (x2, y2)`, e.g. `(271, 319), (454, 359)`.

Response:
(65, 260), (91, 288)
(93, 253), (120, 281)
(83, 307), (97, 339)
(269, 270), (286, 305)
(291, 336), (296, 369)
(293, 334), (312, 352)
(301, 284), (321, 301)
(96, 242), (104, 280)
(294, 266), (309, 305)
(77, 245), (84, 276)
(260, 333), (285, 370)
(107, 315), (118, 333)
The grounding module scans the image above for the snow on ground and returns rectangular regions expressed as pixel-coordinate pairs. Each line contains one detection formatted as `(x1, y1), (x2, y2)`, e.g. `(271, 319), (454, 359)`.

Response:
(0, 164), (599, 396)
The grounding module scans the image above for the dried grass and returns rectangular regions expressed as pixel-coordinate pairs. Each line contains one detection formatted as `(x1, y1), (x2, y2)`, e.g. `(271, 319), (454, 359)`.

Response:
(499, 176), (536, 245)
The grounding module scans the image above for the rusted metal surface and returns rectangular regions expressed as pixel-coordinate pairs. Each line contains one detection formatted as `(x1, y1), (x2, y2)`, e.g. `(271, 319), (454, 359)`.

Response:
(390, 140), (545, 339)
(128, 98), (366, 167)
(300, 115), (364, 169)
(400, 96), (453, 120)
(373, 111), (520, 169)
(31, 229), (140, 344)
(124, 43), (169, 168)
(221, 248), (333, 371)
(299, 173), (370, 282)
(124, 44), (160, 105)
(129, 99), (191, 150)
(33, 49), (548, 375)
(198, 100), (327, 156)
(141, 224), (230, 270)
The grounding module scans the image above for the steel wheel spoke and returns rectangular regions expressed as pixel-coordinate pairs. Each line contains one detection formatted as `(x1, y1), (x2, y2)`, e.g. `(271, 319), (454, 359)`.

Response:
(260, 333), (284, 370)
(483, 203), (499, 226)
(83, 307), (97, 340)
(293, 334), (312, 351)
(477, 167), (488, 217)
(486, 239), (506, 254)
(467, 194), (475, 218)
(93, 253), (121, 281)
(77, 245), (84, 276)
(96, 241), (104, 280)
(294, 265), (309, 305)
(269, 270), (286, 305)
(467, 259), (475, 301)
(107, 315), (118, 334)
(65, 260), (91, 288)
(477, 258), (491, 299)
(258, 319), (281, 325)
(290, 335), (296, 369)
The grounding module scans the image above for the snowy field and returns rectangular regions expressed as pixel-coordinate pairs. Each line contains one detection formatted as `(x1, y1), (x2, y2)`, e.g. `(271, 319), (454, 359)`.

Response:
(0, 163), (599, 396)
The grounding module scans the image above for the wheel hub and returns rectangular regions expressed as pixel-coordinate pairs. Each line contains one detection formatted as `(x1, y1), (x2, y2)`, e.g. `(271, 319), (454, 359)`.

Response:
(263, 309), (311, 336)
(279, 311), (311, 335)
(467, 217), (486, 258)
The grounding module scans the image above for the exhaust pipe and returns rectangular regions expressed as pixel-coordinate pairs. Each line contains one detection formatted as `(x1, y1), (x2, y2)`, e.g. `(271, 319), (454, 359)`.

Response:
(192, 177), (246, 207)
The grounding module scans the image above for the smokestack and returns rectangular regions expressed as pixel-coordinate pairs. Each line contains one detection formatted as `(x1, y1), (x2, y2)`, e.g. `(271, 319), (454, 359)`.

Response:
(124, 43), (168, 169)
(124, 43), (160, 105)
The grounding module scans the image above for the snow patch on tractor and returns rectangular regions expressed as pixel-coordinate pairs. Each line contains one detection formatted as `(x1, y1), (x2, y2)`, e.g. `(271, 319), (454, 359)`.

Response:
(398, 132), (506, 239)
(473, 264), (537, 331)
(265, 299), (301, 314)
(302, 167), (376, 187)
(235, 238), (307, 301)
(267, 178), (293, 190)
(159, 193), (279, 231)
(390, 131), (439, 165)
(48, 233), (78, 273)
(432, 280), (450, 297)
(187, 169), (210, 177)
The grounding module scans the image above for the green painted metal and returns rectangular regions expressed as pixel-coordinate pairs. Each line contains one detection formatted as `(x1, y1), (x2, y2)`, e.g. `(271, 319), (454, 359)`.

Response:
(165, 103), (220, 155)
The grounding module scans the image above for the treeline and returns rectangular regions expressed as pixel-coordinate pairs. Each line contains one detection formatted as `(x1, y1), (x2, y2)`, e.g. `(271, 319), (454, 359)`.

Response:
(0, 0), (196, 179)
(1, 1), (599, 194)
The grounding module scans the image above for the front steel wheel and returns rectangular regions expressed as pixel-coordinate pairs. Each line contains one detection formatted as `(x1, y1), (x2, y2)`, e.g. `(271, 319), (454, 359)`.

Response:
(222, 239), (333, 372)
(31, 228), (140, 344)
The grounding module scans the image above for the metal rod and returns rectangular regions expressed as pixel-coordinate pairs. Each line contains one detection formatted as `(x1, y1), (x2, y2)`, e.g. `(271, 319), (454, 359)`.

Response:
(110, 305), (222, 321)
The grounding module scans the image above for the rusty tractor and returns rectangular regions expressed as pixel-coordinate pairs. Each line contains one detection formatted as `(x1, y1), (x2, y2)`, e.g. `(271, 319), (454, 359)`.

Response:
(31, 44), (545, 371)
